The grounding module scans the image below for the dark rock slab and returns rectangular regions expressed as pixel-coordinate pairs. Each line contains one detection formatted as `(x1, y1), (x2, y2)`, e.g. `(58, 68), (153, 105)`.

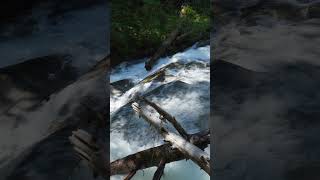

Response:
(0, 54), (77, 99)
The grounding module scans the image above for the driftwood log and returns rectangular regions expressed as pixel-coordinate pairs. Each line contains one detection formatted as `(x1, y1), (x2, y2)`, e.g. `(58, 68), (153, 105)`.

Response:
(112, 130), (209, 175)
(70, 129), (209, 178)
(132, 102), (210, 174)
(69, 97), (210, 179)
(139, 96), (189, 139)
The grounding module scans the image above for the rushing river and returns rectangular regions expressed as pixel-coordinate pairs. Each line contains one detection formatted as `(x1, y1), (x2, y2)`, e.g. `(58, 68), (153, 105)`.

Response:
(110, 45), (210, 180)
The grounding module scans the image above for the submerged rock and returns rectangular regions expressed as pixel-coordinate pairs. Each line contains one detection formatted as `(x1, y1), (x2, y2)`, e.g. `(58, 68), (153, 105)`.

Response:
(111, 79), (134, 93)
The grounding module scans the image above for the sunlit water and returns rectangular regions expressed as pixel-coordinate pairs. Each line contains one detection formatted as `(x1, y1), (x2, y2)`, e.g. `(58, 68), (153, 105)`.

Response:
(110, 45), (210, 180)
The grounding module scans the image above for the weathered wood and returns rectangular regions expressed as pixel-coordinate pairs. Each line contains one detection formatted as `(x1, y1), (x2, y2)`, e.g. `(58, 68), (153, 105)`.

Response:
(145, 26), (182, 71)
(69, 94), (210, 178)
(139, 96), (189, 139)
(132, 102), (210, 175)
(70, 129), (209, 177)
(110, 130), (209, 176)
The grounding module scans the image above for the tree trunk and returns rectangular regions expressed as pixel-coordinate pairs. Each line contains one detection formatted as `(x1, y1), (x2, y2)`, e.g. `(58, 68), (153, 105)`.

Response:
(139, 96), (189, 139)
(110, 130), (209, 175)
(70, 129), (209, 177)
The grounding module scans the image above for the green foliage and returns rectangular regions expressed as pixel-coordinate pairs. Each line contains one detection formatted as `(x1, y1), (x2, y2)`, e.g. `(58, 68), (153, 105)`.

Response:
(180, 5), (210, 37)
(111, 0), (210, 62)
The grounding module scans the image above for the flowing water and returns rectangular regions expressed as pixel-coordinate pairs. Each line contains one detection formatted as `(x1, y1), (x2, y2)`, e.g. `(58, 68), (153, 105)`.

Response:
(110, 45), (210, 180)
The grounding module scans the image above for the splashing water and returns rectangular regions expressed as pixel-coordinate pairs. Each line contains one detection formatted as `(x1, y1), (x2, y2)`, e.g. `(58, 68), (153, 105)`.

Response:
(110, 45), (210, 180)
(111, 45), (209, 83)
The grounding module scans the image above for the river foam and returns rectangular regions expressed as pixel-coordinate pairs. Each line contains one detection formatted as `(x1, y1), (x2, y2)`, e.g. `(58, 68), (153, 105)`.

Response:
(110, 45), (210, 180)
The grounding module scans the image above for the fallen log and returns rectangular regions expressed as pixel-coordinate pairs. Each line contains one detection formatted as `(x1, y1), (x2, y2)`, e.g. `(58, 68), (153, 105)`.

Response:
(70, 129), (209, 177)
(69, 92), (210, 178)
(139, 96), (189, 139)
(132, 102), (210, 174)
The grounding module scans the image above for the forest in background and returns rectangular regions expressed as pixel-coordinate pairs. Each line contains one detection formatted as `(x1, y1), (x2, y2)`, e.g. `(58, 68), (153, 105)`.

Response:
(111, 0), (210, 66)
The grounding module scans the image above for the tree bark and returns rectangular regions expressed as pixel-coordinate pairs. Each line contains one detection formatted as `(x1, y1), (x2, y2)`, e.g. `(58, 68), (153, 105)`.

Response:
(139, 96), (189, 139)
(70, 129), (209, 177)
(110, 130), (209, 176)
(70, 90), (211, 178)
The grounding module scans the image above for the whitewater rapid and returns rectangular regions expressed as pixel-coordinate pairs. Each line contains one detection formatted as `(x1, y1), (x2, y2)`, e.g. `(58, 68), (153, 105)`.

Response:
(110, 45), (210, 180)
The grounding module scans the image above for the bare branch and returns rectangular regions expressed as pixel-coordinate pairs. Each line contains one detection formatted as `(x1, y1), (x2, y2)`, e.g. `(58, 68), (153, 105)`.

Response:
(139, 96), (189, 139)
(70, 129), (209, 178)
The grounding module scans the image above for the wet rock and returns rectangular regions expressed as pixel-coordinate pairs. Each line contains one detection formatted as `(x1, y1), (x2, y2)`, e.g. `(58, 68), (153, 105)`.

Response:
(112, 79), (209, 143)
(0, 54), (77, 100)
(212, 60), (262, 91)
(141, 69), (166, 84)
(111, 79), (134, 93)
